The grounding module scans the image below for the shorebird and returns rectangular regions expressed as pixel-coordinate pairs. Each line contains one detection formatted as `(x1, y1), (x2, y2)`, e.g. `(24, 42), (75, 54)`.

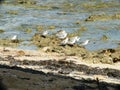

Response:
(11, 35), (19, 43)
(56, 30), (67, 39)
(41, 30), (48, 37)
(60, 38), (68, 46)
(80, 40), (89, 46)
(74, 36), (80, 42)
(68, 36), (80, 45)
(11, 35), (17, 41)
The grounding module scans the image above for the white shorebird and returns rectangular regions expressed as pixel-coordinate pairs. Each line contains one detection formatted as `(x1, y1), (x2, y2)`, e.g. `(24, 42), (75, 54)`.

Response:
(41, 30), (48, 37)
(11, 35), (19, 43)
(56, 30), (67, 39)
(80, 40), (89, 46)
(74, 36), (80, 42)
(11, 35), (17, 41)
(60, 38), (68, 46)
(68, 36), (80, 45)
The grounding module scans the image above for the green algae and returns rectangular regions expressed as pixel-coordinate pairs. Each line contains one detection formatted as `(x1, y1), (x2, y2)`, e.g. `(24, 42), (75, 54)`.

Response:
(15, 0), (36, 5)
(0, 29), (4, 33)
(24, 28), (32, 33)
(85, 13), (120, 21)
(96, 25), (109, 30)
(36, 25), (55, 32)
(82, 2), (119, 9)
(6, 10), (18, 15)
(31, 32), (120, 64)
(48, 25), (56, 30)
(36, 25), (43, 32)
(3, 0), (51, 10)
(2, 0), (120, 13)
(31, 32), (89, 56)
(100, 35), (108, 41)
(0, 39), (20, 47)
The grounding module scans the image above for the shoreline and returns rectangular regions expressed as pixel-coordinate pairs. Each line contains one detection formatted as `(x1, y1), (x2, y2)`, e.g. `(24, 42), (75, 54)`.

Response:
(0, 46), (120, 70)
(0, 46), (120, 84)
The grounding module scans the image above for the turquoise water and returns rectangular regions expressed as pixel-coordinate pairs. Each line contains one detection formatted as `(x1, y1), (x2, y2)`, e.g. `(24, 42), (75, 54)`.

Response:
(0, 0), (120, 50)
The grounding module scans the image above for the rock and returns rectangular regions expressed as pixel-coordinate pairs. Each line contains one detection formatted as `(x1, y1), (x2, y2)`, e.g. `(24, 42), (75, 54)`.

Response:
(42, 47), (51, 52)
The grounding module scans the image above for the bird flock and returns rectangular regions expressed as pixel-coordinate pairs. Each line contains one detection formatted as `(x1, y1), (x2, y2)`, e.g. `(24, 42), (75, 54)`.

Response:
(11, 30), (89, 47)
(41, 30), (89, 47)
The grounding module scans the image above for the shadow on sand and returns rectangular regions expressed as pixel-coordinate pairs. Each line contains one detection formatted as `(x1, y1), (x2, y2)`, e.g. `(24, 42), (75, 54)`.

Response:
(0, 79), (7, 90)
(0, 64), (120, 90)
(0, 0), (4, 4)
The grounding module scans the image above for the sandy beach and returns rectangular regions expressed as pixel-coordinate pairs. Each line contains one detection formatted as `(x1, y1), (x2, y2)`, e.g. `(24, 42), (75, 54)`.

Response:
(0, 46), (120, 83)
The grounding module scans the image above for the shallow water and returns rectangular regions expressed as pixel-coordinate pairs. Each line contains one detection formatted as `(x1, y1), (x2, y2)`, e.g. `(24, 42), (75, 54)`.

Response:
(0, 0), (120, 50)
